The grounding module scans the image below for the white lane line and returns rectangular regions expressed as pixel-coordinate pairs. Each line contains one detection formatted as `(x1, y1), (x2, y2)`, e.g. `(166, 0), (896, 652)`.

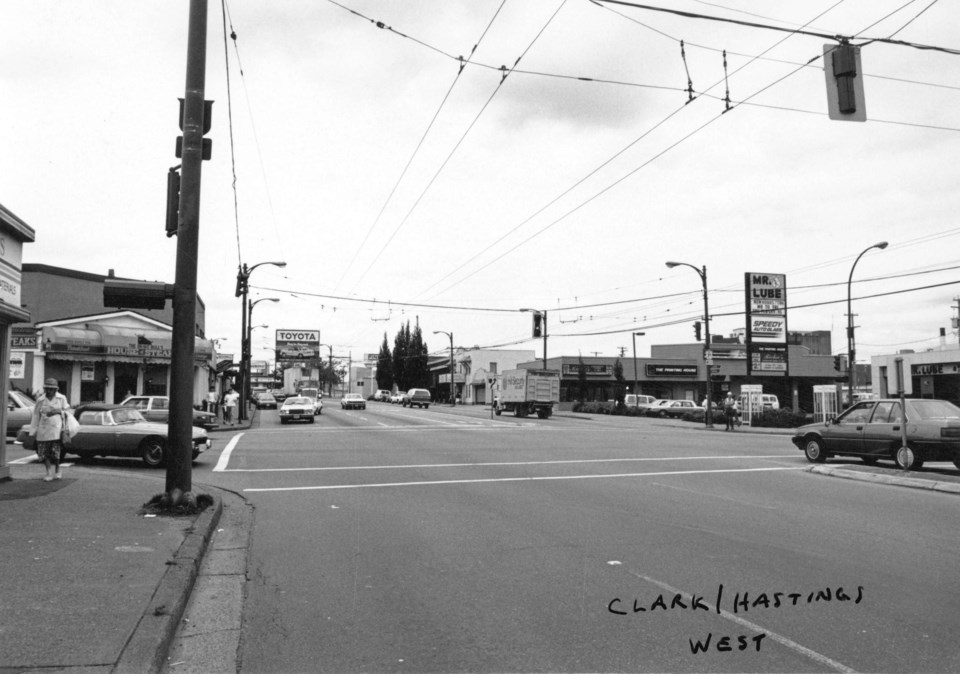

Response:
(11, 454), (38, 464)
(212, 432), (245, 472)
(623, 570), (856, 673)
(243, 466), (805, 492)
(224, 454), (794, 473)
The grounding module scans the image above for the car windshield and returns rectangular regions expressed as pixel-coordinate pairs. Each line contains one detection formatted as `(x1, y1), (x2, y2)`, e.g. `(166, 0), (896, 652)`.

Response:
(111, 408), (145, 424)
(907, 399), (960, 420)
(9, 390), (35, 407)
(259, 394), (275, 401)
(285, 397), (310, 405)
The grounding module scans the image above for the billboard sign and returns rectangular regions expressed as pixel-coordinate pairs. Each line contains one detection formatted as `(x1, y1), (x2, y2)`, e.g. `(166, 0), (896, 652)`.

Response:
(745, 272), (788, 376)
(275, 329), (320, 362)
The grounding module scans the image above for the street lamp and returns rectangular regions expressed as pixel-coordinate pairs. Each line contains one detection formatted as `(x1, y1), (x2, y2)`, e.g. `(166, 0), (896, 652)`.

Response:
(433, 330), (455, 405)
(520, 308), (548, 370)
(665, 261), (713, 428)
(632, 332), (645, 408)
(236, 261), (286, 421)
(246, 298), (279, 411)
(846, 241), (888, 407)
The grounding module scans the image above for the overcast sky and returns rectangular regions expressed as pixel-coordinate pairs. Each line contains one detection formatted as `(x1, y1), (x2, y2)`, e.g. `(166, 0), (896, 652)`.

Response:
(3, 0), (959, 367)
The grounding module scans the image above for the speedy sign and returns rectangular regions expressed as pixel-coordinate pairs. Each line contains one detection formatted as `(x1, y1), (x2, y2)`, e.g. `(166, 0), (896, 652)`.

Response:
(745, 272), (788, 375)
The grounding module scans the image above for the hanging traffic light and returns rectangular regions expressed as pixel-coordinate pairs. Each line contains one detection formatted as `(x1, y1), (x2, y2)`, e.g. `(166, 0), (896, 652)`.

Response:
(694, 321), (702, 341)
(833, 355), (842, 371)
(824, 41), (866, 122)
(165, 167), (181, 237)
(532, 312), (543, 338)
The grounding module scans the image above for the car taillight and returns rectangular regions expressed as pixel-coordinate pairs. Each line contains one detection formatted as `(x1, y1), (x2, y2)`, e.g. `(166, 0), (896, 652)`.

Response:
(940, 427), (960, 438)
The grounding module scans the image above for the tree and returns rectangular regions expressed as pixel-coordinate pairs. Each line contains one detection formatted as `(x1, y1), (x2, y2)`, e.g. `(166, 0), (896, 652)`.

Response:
(577, 355), (588, 402)
(613, 358), (626, 408)
(407, 323), (429, 388)
(392, 322), (410, 390)
(376, 332), (393, 390)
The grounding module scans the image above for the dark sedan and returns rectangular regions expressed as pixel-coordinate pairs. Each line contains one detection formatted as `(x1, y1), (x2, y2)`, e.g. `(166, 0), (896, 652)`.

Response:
(20, 403), (211, 468)
(255, 393), (278, 410)
(793, 398), (960, 471)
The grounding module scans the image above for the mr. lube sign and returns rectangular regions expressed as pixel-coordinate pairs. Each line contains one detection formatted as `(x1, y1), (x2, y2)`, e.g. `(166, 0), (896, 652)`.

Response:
(744, 273), (788, 376)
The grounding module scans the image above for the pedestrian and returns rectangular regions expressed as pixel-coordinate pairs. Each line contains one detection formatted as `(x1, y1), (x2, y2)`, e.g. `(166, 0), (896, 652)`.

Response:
(723, 393), (738, 431)
(207, 387), (218, 415)
(29, 378), (71, 481)
(223, 386), (240, 425)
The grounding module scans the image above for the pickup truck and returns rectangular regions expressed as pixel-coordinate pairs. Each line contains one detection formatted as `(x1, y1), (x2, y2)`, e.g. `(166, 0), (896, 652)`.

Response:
(121, 395), (219, 430)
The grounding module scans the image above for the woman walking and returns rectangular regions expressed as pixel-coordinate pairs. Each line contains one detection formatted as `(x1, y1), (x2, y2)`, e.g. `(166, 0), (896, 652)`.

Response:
(30, 378), (71, 481)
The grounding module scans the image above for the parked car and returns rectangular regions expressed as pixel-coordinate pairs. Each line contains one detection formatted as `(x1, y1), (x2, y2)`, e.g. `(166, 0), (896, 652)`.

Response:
(402, 388), (432, 409)
(341, 393), (366, 410)
(255, 393), (278, 410)
(6, 389), (36, 437)
(121, 395), (219, 430)
(793, 398), (960, 470)
(279, 396), (316, 424)
(624, 394), (656, 408)
(374, 389), (392, 402)
(18, 403), (210, 468)
(762, 394), (780, 410)
(643, 399), (674, 416)
(655, 400), (703, 418)
(390, 391), (406, 404)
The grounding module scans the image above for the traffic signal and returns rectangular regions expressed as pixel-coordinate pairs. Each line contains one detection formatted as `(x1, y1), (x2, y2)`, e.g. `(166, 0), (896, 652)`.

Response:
(694, 321), (702, 341)
(103, 279), (173, 310)
(833, 355), (842, 371)
(532, 312), (543, 338)
(165, 167), (180, 237)
(824, 41), (866, 122)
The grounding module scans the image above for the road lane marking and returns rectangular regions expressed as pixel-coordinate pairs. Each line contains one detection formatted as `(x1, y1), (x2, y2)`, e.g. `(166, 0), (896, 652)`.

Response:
(212, 432), (245, 472)
(622, 570), (856, 673)
(243, 466), (805, 492)
(224, 454), (794, 473)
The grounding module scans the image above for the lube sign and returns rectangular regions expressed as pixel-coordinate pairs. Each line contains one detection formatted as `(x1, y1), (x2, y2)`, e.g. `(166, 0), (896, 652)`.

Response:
(744, 273), (788, 376)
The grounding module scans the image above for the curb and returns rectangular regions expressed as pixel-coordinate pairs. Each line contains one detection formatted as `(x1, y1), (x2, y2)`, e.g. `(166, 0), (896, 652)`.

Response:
(113, 492), (224, 674)
(807, 465), (960, 495)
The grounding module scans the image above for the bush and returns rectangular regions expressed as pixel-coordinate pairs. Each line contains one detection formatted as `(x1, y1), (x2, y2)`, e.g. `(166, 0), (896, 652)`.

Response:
(751, 408), (811, 428)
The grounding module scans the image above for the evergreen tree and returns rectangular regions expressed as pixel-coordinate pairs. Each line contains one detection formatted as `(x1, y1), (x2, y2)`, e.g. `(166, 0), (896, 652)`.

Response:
(392, 322), (409, 390)
(376, 332), (393, 390)
(407, 323), (430, 388)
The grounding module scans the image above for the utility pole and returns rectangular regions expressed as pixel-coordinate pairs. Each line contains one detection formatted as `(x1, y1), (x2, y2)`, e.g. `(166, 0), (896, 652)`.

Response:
(166, 0), (208, 506)
(953, 297), (960, 348)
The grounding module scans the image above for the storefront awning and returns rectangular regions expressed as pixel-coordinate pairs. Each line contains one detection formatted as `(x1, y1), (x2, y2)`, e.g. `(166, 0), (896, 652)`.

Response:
(42, 325), (213, 364)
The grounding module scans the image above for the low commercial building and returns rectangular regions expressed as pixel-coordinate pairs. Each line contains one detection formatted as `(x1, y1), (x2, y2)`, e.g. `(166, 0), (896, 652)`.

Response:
(872, 343), (960, 403)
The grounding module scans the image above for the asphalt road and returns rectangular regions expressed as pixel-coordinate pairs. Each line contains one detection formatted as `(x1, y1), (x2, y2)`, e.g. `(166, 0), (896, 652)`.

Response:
(194, 404), (960, 672)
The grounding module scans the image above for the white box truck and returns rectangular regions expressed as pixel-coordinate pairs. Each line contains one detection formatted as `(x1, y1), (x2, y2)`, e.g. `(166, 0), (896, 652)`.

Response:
(493, 369), (560, 419)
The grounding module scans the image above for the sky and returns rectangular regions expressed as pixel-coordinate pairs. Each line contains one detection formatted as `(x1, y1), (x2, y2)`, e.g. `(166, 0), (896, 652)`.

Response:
(3, 0), (960, 369)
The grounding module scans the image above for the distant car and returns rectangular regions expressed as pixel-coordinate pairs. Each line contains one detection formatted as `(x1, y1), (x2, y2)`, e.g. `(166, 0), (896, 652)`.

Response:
(390, 391), (406, 404)
(121, 395), (219, 431)
(624, 394), (656, 408)
(341, 393), (366, 410)
(18, 403), (210, 468)
(793, 398), (960, 471)
(255, 393), (277, 410)
(6, 389), (36, 437)
(655, 400), (703, 418)
(643, 399), (674, 416)
(279, 396), (316, 424)
(374, 389), (391, 402)
(762, 394), (780, 410)
(297, 388), (323, 415)
(402, 388), (431, 409)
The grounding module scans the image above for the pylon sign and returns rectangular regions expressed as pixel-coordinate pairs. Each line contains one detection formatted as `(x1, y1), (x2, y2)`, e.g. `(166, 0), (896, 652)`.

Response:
(745, 272), (788, 376)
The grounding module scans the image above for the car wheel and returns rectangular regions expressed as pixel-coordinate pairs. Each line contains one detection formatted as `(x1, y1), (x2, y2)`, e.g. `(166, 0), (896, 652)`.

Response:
(895, 445), (917, 470)
(803, 437), (827, 463)
(424, 404), (429, 409)
(309, 416), (315, 424)
(658, 410), (667, 418)
(140, 438), (166, 468)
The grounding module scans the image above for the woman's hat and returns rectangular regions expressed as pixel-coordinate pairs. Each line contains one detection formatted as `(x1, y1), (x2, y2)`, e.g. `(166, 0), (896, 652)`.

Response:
(43, 378), (58, 389)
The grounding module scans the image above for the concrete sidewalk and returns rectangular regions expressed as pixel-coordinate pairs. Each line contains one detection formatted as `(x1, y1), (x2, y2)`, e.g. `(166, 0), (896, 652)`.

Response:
(0, 409), (257, 674)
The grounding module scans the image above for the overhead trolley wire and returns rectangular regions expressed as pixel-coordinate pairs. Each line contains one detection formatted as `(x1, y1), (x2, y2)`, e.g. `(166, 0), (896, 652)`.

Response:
(346, 0), (571, 295)
(332, 0), (509, 292)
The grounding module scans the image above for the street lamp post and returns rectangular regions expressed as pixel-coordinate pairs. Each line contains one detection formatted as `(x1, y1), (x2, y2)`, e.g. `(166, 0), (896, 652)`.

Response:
(520, 308), (548, 369)
(433, 330), (455, 405)
(632, 332), (645, 408)
(236, 261), (286, 421)
(666, 261), (713, 428)
(246, 298), (279, 414)
(846, 241), (888, 407)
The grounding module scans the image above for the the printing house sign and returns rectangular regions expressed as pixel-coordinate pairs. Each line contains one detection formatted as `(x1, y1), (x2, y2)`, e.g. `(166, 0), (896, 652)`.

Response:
(744, 272), (788, 376)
